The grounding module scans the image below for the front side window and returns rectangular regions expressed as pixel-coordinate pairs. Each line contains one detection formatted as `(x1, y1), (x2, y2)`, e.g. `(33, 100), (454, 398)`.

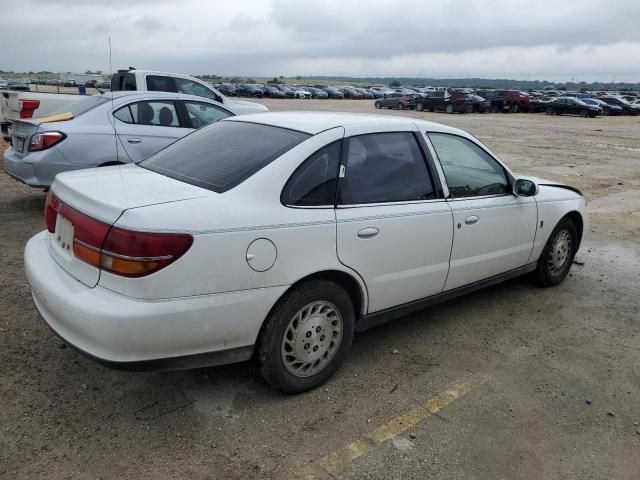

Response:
(282, 141), (341, 206)
(174, 78), (219, 101)
(140, 121), (310, 193)
(183, 101), (233, 129)
(338, 132), (435, 205)
(428, 133), (508, 198)
(113, 101), (181, 127)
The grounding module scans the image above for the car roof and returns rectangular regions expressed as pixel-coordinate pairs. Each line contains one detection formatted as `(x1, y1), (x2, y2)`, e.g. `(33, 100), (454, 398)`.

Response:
(102, 90), (223, 103)
(224, 111), (464, 135)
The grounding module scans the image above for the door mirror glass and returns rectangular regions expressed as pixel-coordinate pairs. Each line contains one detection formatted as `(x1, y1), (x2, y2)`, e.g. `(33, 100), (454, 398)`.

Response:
(514, 179), (538, 197)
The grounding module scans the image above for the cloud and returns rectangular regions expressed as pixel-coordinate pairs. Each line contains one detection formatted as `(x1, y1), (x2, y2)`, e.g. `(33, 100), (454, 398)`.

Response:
(0, 0), (639, 82)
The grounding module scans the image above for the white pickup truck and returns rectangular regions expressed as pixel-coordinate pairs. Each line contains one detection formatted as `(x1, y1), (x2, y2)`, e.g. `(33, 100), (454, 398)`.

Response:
(1, 69), (268, 140)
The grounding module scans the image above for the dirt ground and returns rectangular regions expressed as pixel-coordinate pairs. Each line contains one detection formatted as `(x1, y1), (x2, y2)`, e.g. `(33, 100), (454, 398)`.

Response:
(1, 100), (639, 480)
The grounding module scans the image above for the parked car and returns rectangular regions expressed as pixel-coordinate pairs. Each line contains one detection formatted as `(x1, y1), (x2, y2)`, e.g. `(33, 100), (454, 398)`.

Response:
(469, 95), (491, 113)
(292, 87), (312, 99)
(323, 87), (344, 99)
(305, 87), (329, 99)
(235, 84), (264, 98)
(0, 79), (8, 90)
(340, 88), (363, 100)
(545, 97), (602, 117)
(477, 90), (529, 112)
(263, 85), (286, 98)
(3, 91), (235, 188)
(415, 91), (472, 113)
(598, 96), (640, 115)
(353, 88), (374, 100)
(275, 85), (297, 98)
(217, 84), (237, 97)
(6, 80), (30, 91)
(24, 112), (586, 393)
(374, 92), (416, 109)
(581, 98), (622, 116)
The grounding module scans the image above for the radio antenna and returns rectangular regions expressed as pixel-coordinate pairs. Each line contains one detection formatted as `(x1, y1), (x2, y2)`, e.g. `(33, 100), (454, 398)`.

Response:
(109, 36), (119, 164)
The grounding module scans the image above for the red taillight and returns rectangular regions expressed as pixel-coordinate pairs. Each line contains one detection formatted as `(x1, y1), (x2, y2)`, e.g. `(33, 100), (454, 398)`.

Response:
(19, 99), (40, 118)
(29, 132), (66, 152)
(45, 192), (192, 277)
(100, 227), (193, 278)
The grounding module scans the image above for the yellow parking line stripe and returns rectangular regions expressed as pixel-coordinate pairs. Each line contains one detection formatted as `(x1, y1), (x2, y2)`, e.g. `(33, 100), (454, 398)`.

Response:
(297, 373), (490, 479)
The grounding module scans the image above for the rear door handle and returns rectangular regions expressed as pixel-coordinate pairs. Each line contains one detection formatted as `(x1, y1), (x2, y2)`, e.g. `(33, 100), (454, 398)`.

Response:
(127, 138), (142, 144)
(464, 215), (479, 225)
(357, 227), (379, 239)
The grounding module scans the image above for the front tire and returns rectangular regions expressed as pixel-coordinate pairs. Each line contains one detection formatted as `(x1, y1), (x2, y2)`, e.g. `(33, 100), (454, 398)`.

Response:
(374, 101), (382, 109)
(258, 280), (355, 393)
(416, 102), (424, 112)
(536, 218), (578, 287)
(446, 104), (454, 113)
(397, 102), (404, 110)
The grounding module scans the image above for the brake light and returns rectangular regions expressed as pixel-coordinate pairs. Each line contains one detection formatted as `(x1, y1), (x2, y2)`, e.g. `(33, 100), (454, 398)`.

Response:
(44, 193), (193, 277)
(29, 132), (66, 151)
(19, 99), (40, 118)
(100, 227), (193, 277)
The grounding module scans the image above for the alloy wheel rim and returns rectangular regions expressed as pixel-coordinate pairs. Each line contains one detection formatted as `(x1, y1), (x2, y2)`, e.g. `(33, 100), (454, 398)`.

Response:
(548, 229), (572, 276)
(281, 301), (343, 377)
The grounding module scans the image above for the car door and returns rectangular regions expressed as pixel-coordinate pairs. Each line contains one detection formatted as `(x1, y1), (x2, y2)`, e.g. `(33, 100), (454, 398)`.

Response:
(336, 125), (453, 313)
(426, 132), (538, 291)
(113, 99), (191, 162)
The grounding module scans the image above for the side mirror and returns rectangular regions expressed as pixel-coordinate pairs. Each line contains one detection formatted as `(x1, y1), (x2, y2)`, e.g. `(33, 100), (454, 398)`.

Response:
(514, 178), (538, 197)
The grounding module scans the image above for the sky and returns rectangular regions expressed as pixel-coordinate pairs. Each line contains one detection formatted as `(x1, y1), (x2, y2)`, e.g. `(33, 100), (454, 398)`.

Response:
(1, 0), (639, 82)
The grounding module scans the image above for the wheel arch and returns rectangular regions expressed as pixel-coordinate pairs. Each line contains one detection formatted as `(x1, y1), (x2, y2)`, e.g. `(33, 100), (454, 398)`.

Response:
(563, 210), (584, 249)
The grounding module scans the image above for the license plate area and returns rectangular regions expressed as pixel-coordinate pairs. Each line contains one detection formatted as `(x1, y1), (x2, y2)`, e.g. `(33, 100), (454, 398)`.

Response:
(53, 214), (74, 258)
(13, 136), (25, 153)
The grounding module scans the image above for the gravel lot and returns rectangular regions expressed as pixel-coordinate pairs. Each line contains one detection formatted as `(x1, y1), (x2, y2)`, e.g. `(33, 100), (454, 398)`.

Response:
(1, 100), (639, 479)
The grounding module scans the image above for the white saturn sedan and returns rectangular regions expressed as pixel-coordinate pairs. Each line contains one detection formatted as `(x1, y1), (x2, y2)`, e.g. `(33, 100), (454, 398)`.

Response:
(24, 112), (586, 393)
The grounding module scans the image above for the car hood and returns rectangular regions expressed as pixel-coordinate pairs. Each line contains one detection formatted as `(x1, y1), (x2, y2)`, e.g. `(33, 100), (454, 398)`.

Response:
(225, 99), (269, 114)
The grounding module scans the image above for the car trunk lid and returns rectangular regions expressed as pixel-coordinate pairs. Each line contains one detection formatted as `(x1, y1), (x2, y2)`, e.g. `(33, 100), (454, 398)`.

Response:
(9, 119), (40, 157)
(47, 164), (211, 287)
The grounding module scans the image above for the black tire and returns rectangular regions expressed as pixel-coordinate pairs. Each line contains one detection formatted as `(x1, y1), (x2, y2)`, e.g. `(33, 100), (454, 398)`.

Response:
(602, 109), (609, 116)
(546, 107), (554, 115)
(397, 102), (404, 110)
(511, 104), (519, 113)
(580, 109), (588, 118)
(374, 101), (381, 109)
(536, 217), (578, 287)
(416, 102), (424, 112)
(491, 105), (499, 113)
(258, 280), (355, 394)
(446, 104), (454, 114)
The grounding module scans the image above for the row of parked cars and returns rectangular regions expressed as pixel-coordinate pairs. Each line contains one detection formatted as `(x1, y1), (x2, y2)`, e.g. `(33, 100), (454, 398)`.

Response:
(213, 83), (405, 100)
(374, 88), (640, 117)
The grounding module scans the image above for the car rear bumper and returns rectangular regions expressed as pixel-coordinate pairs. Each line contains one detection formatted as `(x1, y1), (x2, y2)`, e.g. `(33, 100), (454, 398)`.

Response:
(24, 231), (288, 369)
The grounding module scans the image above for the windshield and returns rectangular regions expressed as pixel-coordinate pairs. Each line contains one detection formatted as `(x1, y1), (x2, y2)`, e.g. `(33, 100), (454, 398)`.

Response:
(51, 94), (111, 116)
(140, 121), (310, 193)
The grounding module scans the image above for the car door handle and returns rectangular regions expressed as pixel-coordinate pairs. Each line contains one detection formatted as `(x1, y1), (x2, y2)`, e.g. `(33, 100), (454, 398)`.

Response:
(357, 227), (379, 239)
(127, 138), (142, 144)
(464, 215), (479, 225)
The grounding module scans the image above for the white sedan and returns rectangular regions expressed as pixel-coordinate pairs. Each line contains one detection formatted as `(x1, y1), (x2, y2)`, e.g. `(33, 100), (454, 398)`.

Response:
(24, 112), (586, 393)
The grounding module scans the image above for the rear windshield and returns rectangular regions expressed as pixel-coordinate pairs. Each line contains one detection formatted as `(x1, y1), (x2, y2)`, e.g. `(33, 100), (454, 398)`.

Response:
(51, 94), (111, 116)
(140, 121), (310, 193)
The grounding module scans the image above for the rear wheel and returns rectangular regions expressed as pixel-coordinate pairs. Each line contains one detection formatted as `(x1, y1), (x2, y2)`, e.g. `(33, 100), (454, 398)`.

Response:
(374, 101), (381, 109)
(397, 102), (405, 110)
(546, 107), (554, 115)
(446, 104), (454, 113)
(511, 104), (519, 113)
(536, 218), (578, 287)
(580, 109), (588, 118)
(258, 280), (355, 393)
(491, 105), (499, 113)
(416, 102), (424, 112)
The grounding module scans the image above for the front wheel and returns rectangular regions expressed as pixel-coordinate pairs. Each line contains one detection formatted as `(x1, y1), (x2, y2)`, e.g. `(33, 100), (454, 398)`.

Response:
(258, 280), (355, 393)
(536, 218), (578, 287)
(374, 101), (381, 109)
(416, 102), (424, 112)
(446, 104), (454, 113)
(397, 102), (405, 110)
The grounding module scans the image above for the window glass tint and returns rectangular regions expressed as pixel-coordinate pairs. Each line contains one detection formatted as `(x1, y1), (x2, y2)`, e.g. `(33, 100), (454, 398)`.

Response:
(339, 132), (435, 205)
(113, 101), (181, 127)
(428, 133), (508, 198)
(140, 121), (310, 193)
(184, 101), (232, 129)
(282, 141), (341, 206)
(146, 76), (175, 92)
(175, 78), (218, 100)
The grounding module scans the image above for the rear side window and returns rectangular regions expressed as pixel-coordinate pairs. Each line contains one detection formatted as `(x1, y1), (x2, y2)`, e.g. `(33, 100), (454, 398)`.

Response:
(338, 132), (435, 205)
(146, 76), (176, 92)
(281, 141), (341, 206)
(111, 72), (136, 91)
(140, 121), (310, 193)
(175, 78), (219, 101)
(113, 101), (181, 127)
(183, 101), (232, 129)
